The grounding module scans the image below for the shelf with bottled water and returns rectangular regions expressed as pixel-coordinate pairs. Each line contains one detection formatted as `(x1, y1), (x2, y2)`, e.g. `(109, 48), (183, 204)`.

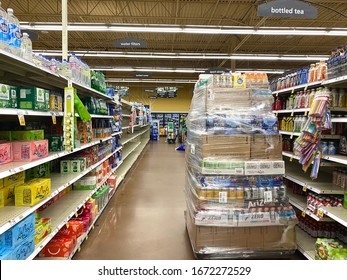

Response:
(272, 81), (322, 96)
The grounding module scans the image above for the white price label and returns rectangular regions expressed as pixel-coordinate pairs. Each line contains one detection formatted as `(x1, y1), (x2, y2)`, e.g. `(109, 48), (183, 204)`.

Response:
(190, 144), (195, 154)
(219, 191), (228, 203)
(264, 190), (273, 203)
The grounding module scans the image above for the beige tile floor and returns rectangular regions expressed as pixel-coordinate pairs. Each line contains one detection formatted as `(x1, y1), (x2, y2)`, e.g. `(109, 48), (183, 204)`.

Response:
(73, 138), (304, 260)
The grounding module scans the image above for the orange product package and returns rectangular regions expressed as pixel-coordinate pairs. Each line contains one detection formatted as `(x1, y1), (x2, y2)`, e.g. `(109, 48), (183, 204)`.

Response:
(58, 220), (84, 238)
(38, 236), (76, 258)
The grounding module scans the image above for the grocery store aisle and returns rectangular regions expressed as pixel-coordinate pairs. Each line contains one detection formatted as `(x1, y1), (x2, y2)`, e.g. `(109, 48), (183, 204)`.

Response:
(74, 138), (194, 260)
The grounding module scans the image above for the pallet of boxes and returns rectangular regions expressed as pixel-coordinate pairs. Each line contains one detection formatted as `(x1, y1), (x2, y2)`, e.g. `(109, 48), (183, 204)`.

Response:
(185, 72), (298, 259)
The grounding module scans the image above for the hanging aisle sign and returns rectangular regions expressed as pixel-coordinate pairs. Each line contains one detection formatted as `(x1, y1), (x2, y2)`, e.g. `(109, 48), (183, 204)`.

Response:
(257, 0), (317, 19)
(115, 38), (147, 48)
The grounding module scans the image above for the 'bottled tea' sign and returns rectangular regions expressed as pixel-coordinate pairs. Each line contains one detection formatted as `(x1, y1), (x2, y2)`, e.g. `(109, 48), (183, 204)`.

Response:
(258, 0), (317, 19)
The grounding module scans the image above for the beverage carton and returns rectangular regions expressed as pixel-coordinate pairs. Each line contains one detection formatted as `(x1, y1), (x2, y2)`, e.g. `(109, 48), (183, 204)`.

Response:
(12, 140), (49, 161)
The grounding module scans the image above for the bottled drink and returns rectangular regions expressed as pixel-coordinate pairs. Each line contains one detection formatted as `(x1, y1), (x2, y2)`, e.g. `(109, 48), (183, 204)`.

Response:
(20, 32), (32, 61)
(7, 8), (21, 56)
(321, 141), (328, 155)
(328, 142), (336, 155)
(0, 2), (8, 51)
(49, 58), (58, 73)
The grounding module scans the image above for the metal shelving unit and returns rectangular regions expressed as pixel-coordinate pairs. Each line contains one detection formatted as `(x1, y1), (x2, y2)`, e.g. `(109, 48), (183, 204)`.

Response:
(272, 81), (322, 96)
(296, 227), (315, 260)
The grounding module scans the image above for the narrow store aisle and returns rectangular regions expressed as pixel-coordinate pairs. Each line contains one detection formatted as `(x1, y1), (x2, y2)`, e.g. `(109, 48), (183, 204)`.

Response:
(74, 139), (194, 260)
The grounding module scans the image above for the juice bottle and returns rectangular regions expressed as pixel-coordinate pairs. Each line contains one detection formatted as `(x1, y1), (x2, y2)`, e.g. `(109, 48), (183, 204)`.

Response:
(308, 64), (315, 83)
(288, 93), (294, 109)
(309, 89), (315, 108)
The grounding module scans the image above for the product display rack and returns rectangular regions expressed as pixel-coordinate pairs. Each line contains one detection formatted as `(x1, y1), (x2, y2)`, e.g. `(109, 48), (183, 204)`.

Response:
(0, 49), (150, 260)
(274, 75), (347, 260)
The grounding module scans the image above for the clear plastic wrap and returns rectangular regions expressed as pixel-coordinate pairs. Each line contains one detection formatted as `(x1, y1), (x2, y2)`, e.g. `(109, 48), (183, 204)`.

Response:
(185, 73), (298, 259)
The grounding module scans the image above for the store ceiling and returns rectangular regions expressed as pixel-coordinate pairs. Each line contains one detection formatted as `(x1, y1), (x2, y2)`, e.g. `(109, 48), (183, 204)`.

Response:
(2, 0), (347, 84)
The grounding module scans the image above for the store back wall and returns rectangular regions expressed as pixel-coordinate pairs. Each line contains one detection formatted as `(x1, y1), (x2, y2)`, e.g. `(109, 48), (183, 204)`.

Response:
(123, 85), (194, 112)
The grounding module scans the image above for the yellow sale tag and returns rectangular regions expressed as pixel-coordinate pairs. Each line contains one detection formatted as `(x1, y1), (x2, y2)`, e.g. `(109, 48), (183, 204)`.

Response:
(304, 111), (308, 116)
(301, 211), (306, 217)
(304, 85), (308, 90)
(292, 89), (295, 93)
(318, 209), (324, 218)
(75, 213), (78, 218)
(291, 111), (294, 117)
(92, 225), (95, 230)
(290, 134), (293, 139)
(66, 223), (69, 229)
(18, 115), (25, 126)
(302, 184), (307, 192)
(275, 112), (278, 117)
(276, 92), (279, 97)
(83, 205), (86, 209)
(86, 235), (88, 240)
(290, 157), (293, 162)
(52, 115), (57, 125)
(78, 247), (81, 252)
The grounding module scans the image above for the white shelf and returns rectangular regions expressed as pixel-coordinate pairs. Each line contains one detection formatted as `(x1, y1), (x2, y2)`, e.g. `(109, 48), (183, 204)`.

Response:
(112, 131), (122, 136)
(122, 142), (141, 160)
(122, 114), (131, 118)
(321, 134), (341, 140)
(29, 170), (113, 260)
(322, 75), (347, 88)
(122, 128), (150, 145)
(0, 50), (112, 102)
(0, 146), (122, 236)
(279, 131), (301, 137)
(0, 136), (113, 180)
(282, 151), (300, 161)
(272, 81), (322, 95)
(321, 207), (347, 227)
(111, 160), (123, 172)
(121, 99), (133, 107)
(330, 107), (347, 112)
(0, 108), (64, 117)
(89, 114), (114, 119)
(121, 126), (131, 130)
(296, 227), (315, 260)
(283, 151), (343, 167)
(287, 192), (331, 222)
(132, 124), (141, 128)
(331, 118), (347, 123)
(323, 154), (347, 165)
(285, 170), (344, 195)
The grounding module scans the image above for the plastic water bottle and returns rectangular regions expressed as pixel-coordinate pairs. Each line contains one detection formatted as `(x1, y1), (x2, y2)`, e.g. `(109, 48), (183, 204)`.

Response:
(49, 57), (58, 73)
(7, 8), (21, 56)
(69, 53), (78, 81)
(20, 32), (32, 61)
(0, 2), (8, 51)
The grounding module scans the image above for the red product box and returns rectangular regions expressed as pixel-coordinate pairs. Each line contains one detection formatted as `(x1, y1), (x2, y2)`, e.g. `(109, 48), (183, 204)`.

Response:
(107, 175), (117, 188)
(12, 140), (48, 162)
(0, 142), (12, 165)
(58, 220), (84, 238)
(70, 216), (91, 232)
(39, 236), (76, 258)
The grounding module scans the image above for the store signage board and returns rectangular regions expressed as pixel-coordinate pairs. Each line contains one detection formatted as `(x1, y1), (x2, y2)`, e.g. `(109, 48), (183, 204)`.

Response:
(205, 67), (230, 74)
(115, 38), (147, 48)
(257, 0), (317, 19)
(134, 72), (151, 78)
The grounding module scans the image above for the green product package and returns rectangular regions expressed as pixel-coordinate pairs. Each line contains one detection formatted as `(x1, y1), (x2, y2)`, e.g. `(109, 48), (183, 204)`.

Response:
(73, 185), (96, 190)
(11, 130), (44, 141)
(17, 87), (50, 111)
(0, 131), (12, 140)
(47, 135), (64, 152)
(25, 162), (51, 180)
(0, 84), (17, 108)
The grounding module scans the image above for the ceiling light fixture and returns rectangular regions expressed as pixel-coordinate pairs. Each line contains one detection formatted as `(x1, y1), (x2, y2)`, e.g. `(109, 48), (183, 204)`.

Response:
(105, 78), (197, 84)
(20, 22), (347, 36)
(35, 50), (328, 61)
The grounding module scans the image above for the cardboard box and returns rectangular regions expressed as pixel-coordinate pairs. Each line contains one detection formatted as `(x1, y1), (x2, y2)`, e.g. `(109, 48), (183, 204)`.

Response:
(0, 184), (15, 207)
(15, 178), (51, 206)
(39, 236), (76, 258)
(3, 171), (25, 187)
(12, 140), (49, 162)
(73, 176), (97, 190)
(251, 135), (282, 160)
(0, 142), (12, 165)
(0, 236), (35, 260)
(11, 130), (44, 141)
(17, 87), (50, 111)
(60, 160), (71, 173)
(47, 135), (64, 152)
(0, 84), (17, 109)
(25, 162), (50, 180)
(49, 91), (63, 111)
(199, 135), (251, 160)
(205, 88), (252, 111)
(35, 218), (52, 245)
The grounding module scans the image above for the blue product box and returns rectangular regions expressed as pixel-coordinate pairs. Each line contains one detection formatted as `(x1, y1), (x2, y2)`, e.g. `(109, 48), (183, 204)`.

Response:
(0, 235), (35, 260)
(3, 213), (35, 249)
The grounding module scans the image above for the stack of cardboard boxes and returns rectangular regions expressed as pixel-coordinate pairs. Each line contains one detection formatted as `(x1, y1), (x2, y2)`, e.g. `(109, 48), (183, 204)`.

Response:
(185, 73), (297, 259)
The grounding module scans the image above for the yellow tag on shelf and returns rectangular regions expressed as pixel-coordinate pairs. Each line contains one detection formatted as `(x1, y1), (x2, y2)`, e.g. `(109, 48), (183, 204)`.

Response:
(86, 235), (88, 240)
(78, 247), (81, 252)
(276, 92), (279, 97)
(304, 111), (308, 116)
(301, 211), (306, 217)
(317, 209), (324, 218)
(18, 115), (25, 126)
(302, 184), (307, 192)
(275, 112), (278, 117)
(75, 213), (78, 218)
(83, 205), (86, 209)
(292, 88), (295, 93)
(304, 85), (308, 90)
(52, 115), (57, 125)
(92, 225), (95, 230)
(290, 157), (293, 162)
(66, 223), (69, 229)
(291, 111), (294, 117)
(290, 134), (293, 139)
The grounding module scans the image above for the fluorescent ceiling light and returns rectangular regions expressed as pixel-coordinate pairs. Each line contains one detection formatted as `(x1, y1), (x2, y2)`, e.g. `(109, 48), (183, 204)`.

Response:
(20, 22), (347, 36)
(92, 67), (285, 74)
(106, 78), (196, 84)
(35, 50), (329, 61)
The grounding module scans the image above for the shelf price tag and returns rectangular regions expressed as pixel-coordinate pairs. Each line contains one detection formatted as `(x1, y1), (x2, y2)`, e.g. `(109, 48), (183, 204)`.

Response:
(18, 114), (25, 126)
(66, 223), (69, 229)
(92, 225), (95, 230)
(275, 112), (278, 117)
(75, 213), (78, 218)
(290, 134), (294, 139)
(78, 247), (81, 252)
(291, 111), (294, 117)
(304, 85), (308, 90)
(86, 235), (88, 240)
(290, 157), (293, 162)
(304, 111), (308, 116)
(317, 209), (324, 218)
(301, 211), (306, 218)
(276, 92), (279, 97)
(51, 112), (57, 125)
(292, 88), (295, 94)
(302, 184), (307, 192)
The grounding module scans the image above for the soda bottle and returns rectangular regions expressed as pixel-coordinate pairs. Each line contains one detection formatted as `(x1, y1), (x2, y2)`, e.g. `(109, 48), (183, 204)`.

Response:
(7, 8), (21, 56)
(0, 2), (8, 51)
(20, 32), (32, 61)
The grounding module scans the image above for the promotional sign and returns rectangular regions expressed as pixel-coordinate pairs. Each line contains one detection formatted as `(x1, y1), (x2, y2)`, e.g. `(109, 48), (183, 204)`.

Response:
(144, 88), (155, 93)
(115, 38), (147, 48)
(257, 0), (317, 19)
(135, 72), (151, 78)
(156, 87), (178, 98)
